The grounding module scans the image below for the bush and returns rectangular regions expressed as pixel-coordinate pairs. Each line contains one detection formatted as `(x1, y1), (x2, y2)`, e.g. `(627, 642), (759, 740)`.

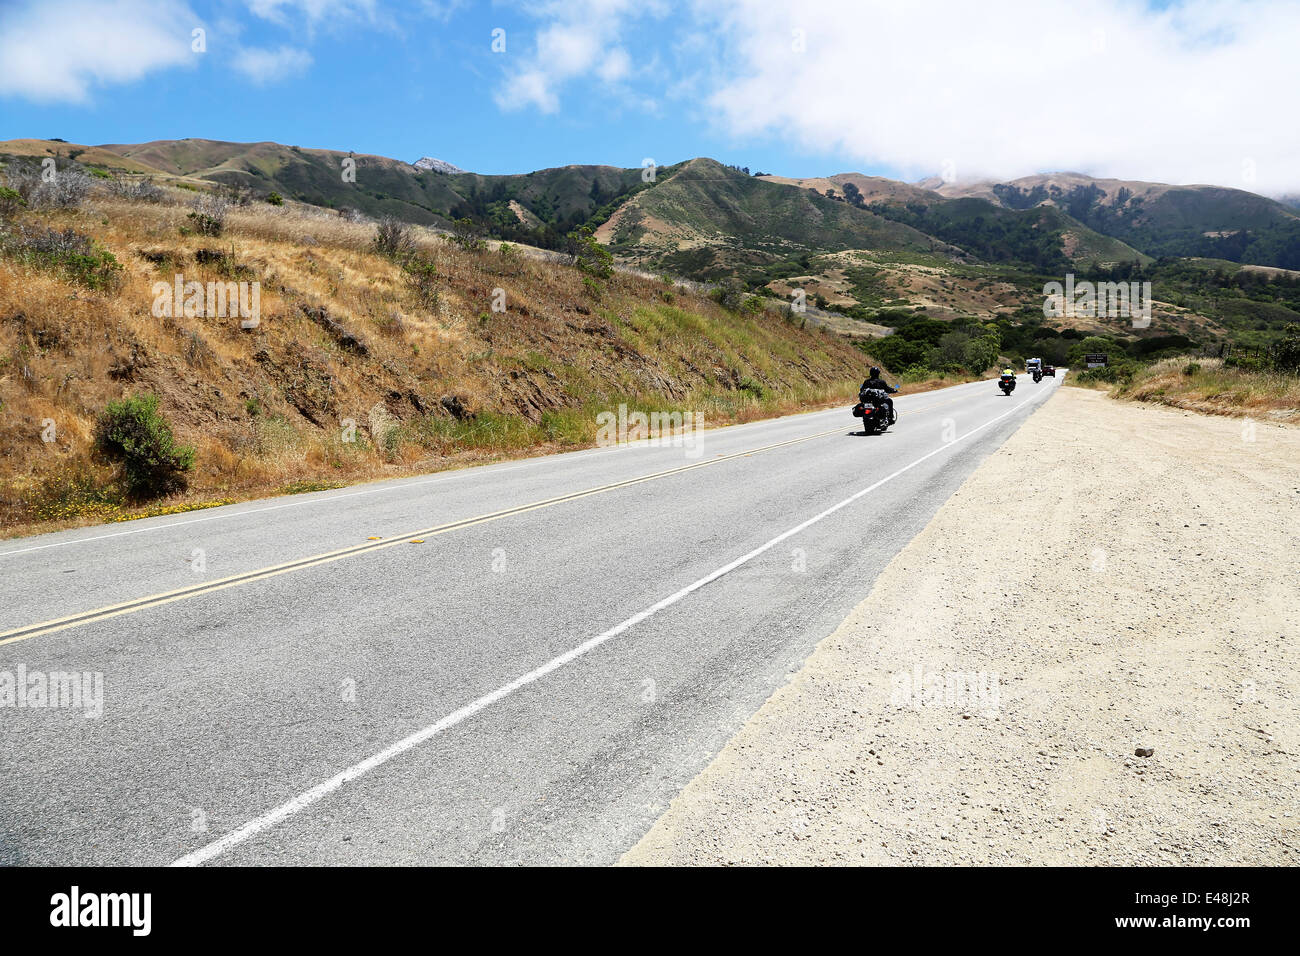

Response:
(3, 161), (93, 208)
(216, 183), (253, 207)
(373, 216), (414, 260)
(187, 194), (229, 237)
(266, 192), (284, 206)
(94, 394), (196, 500)
(105, 172), (164, 202)
(0, 186), (24, 220)
(403, 256), (439, 309)
(1075, 364), (1135, 385)
(1183, 362), (1201, 376)
(711, 277), (746, 311)
(1273, 332), (1300, 373)
(1, 224), (124, 290)
(450, 217), (485, 251)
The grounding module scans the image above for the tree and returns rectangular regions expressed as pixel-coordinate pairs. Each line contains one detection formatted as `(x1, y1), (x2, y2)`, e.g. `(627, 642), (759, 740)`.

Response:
(568, 225), (613, 278)
(962, 336), (1000, 374)
(451, 217), (485, 250)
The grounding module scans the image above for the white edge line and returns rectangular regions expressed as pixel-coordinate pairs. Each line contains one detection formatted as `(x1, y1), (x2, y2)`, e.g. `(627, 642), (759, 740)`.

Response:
(171, 384), (1049, 867)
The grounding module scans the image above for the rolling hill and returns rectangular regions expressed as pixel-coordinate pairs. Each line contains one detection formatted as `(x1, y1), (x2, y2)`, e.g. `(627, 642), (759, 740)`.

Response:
(2, 137), (1297, 339)
(597, 158), (960, 282)
(923, 172), (1300, 269)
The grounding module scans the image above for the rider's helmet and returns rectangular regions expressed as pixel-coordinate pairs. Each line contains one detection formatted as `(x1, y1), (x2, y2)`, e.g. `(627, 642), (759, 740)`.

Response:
(869, 366), (881, 379)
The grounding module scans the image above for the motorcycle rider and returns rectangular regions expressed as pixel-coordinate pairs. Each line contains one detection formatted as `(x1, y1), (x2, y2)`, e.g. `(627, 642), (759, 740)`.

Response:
(860, 366), (899, 420)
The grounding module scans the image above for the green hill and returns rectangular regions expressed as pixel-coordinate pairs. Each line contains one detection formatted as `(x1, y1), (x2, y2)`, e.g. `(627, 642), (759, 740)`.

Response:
(866, 196), (1150, 271)
(962, 174), (1300, 270)
(598, 158), (958, 283)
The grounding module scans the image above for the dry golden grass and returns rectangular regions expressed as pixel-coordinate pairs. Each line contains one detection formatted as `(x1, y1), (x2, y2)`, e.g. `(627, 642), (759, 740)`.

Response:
(1111, 357), (1300, 423)
(1, 189), (878, 536)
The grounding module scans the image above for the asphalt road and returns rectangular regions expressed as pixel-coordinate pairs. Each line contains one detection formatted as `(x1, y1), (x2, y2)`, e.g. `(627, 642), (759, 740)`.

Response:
(0, 373), (1061, 865)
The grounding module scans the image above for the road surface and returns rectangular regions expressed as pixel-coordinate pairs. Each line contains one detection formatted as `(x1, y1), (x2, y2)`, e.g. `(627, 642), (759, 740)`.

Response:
(0, 374), (1060, 865)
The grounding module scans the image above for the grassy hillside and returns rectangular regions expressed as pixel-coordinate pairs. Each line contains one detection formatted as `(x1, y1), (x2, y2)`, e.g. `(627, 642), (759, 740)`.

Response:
(599, 159), (957, 283)
(867, 196), (1149, 271)
(0, 180), (873, 535)
(948, 173), (1300, 270)
(1084, 356), (1300, 424)
(93, 138), (660, 243)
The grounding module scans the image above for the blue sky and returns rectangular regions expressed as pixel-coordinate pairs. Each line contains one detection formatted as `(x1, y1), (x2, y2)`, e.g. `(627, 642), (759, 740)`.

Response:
(2, 0), (1297, 192)
(0, 0), (837, 177)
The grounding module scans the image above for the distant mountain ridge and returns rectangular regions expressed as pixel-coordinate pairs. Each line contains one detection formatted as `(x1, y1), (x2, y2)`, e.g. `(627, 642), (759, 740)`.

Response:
(2, 137), (1298, 275)
(909, 172), (1300, 270)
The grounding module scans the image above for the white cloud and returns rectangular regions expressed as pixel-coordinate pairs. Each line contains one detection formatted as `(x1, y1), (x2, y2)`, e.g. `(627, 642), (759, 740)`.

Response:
(0, 0), (199, 103)
(244, 0), (378, 24)
(495, 0), (658, 113)
(692, 0), (1300, 194)
(500, 0), (1300, 194)
(596, 48), (632, 84)
(233, 45), (314, 84)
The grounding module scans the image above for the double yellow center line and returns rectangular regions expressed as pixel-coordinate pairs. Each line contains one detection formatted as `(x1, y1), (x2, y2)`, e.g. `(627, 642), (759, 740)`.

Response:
(1, 425), (844, 647)
(0, 390), (972, 648)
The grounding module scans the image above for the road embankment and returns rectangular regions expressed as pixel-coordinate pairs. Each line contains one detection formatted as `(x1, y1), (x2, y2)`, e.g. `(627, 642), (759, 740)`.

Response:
(622, 387), (1299, 865)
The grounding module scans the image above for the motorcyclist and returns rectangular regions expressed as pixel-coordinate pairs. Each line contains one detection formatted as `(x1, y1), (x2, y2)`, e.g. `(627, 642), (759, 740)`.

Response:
(860, 366), (899, 420)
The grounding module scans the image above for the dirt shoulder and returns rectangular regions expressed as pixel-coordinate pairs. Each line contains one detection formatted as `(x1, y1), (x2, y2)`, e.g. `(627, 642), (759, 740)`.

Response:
(623, 388), (1299, 865)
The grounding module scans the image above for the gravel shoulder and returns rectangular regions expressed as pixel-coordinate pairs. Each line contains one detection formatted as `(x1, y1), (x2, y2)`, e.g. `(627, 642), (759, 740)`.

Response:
(622, 386), (1299, 865)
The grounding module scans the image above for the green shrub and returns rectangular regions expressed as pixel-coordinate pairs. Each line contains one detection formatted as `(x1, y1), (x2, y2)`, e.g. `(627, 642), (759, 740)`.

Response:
(1076, 364), (1135, 385)
(1183, 362), (1201, 376)
(94, 394), (196, 500)
(0, 186), (24, 219)
(1273, 332), (1300, 373)
(403, 256), (439, 309)
(2, 224), (123, 290)
(266, 192), (284, 206)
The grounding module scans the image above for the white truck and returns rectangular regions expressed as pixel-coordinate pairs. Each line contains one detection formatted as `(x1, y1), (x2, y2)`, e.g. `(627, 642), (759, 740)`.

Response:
(1025, 357), (1042, 374)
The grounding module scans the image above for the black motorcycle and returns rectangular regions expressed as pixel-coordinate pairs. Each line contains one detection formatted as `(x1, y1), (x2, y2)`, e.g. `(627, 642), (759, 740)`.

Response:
(1033, 369), (1043, 383)
(853, 388), (896, 434)
(999, 373), (1017, 396)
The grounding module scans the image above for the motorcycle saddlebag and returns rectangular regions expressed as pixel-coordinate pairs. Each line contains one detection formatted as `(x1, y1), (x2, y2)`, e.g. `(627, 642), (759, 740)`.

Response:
(852, 402), (866, 418)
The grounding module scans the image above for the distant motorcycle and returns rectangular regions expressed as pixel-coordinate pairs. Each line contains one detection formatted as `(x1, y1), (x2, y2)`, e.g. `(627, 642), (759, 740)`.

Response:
(999, 373), (1017, 396)
(1033, 369), (1043, 383)
(853, 388), (896, 434)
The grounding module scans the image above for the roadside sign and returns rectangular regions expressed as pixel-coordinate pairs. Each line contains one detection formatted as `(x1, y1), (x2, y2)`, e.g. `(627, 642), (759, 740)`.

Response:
(1085, 353), (1107, 368)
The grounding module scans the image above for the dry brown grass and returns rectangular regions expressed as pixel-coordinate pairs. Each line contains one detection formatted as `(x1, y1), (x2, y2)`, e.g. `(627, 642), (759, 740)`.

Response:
(1110, 357), (1300, 424)
(0, 190), (874, 536)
